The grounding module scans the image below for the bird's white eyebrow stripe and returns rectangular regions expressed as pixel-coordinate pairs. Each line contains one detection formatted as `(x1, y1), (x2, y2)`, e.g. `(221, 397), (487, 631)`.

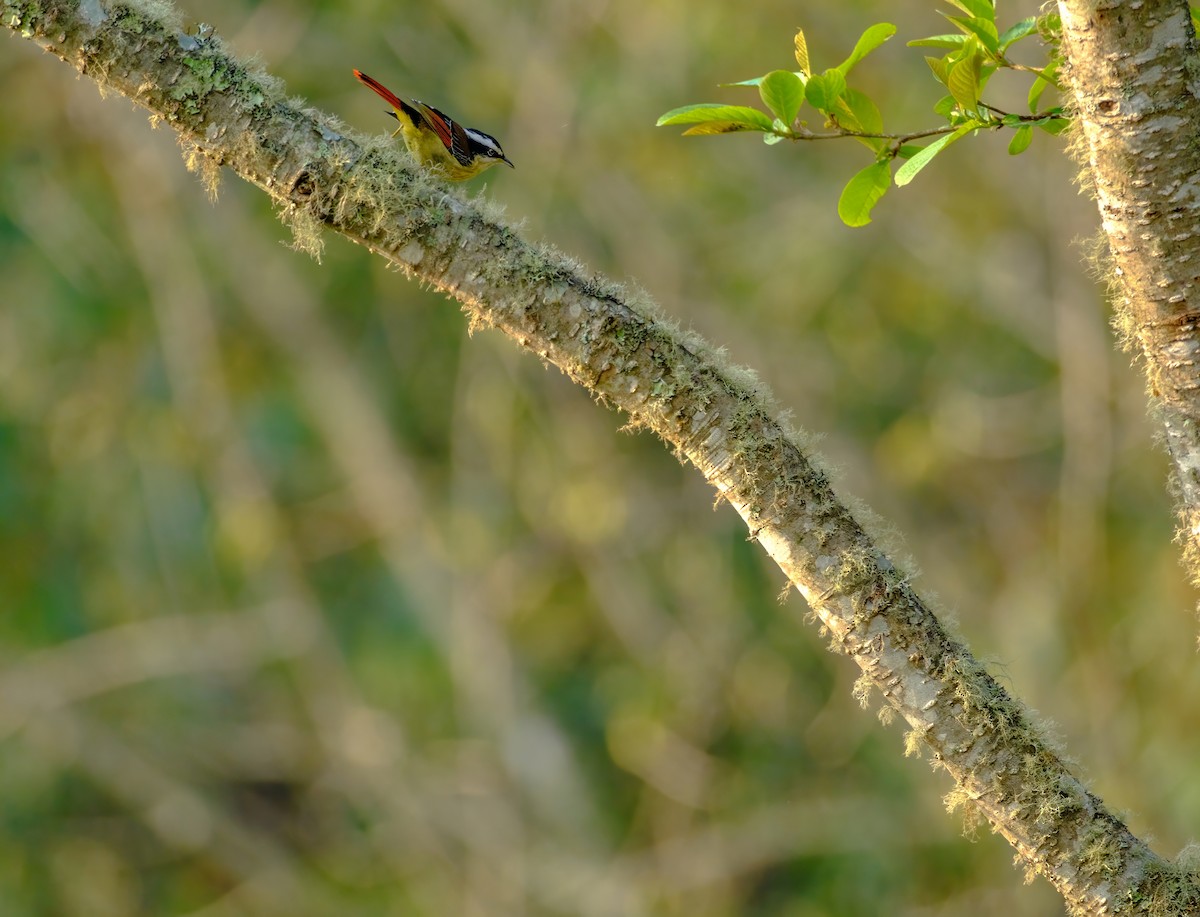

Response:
(465, 128), (504, 155)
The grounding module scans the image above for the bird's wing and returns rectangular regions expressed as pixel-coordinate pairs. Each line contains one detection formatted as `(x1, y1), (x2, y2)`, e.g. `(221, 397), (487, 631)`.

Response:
(414, 101), (475, 166)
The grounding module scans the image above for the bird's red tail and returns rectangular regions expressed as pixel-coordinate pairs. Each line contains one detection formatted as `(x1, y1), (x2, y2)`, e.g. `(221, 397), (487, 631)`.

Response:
(353, 69), (405, 111)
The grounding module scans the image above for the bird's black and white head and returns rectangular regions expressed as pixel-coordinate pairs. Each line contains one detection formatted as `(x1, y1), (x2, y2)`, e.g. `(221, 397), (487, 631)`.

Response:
(465, 128), (514, 170)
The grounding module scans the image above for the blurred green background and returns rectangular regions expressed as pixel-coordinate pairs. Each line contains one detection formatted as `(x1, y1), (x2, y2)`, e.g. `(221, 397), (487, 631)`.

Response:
(1, 0), (1196, 914)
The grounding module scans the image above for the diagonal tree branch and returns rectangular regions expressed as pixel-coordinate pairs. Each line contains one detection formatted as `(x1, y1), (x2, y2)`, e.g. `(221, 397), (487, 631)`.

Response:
(5, 0), (1198, 912)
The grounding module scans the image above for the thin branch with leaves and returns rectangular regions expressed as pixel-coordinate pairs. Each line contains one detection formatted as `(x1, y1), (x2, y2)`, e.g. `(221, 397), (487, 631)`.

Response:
(657, 4), (1067, 225)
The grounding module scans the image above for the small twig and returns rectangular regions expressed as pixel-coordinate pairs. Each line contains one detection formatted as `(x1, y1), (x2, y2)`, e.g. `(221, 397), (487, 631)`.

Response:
(790, 100), (1065, 151)
(978, 101), (1063, 122)
(792, 124), (964, 143)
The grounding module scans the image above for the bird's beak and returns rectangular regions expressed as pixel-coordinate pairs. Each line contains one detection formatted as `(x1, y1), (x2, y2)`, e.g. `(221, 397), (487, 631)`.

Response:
(501, 156), (515, 169)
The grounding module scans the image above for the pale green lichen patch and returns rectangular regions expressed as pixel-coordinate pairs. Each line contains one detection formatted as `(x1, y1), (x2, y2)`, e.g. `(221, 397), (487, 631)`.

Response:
(1079, 822), (1126, 880)
(1127, 854), (1200, 916)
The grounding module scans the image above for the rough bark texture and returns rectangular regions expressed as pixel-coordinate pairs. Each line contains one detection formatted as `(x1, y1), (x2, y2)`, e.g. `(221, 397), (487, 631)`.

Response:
(6, 0), (1199, 912)
(1057, 0), (1200, 601)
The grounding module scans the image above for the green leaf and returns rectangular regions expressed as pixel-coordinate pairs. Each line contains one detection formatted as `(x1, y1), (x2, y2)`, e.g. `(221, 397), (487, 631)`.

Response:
(925, 56), (950, 86)
(977, 61), (997, 95)
(763, 133), (785, 145)
(835, 88), (883, 134)
(908, 34), (968, 49)
(805, 69), (847, 112)
(998, 16), (1038, 51)
(946, 44), (982, 112)
(933, 94), (957, 118)
(1007, 125), (1033, 154)
(833, 89), (884, 152)
(794, 29), (810, 76)
(1028, 76), (1049, 112)
(1036, 117), (1069, 135)
(1028, 58), (1061, 88)
(838, 160), (892, 227)
(894, 123), (977, 186)
(760, 70), (805, 126)
(681, 121), (761, 136)
(944, 15), (999, 54)
(836, 22), (897, 75)
(1027, 58), (1060, 111)
(945, 0), (994, 20)
(657, 104), (774, 131)
(721, 76), (766, 88)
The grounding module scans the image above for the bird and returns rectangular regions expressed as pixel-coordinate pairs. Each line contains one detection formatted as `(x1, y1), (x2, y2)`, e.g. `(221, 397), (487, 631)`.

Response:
(353, 69), (514, 181)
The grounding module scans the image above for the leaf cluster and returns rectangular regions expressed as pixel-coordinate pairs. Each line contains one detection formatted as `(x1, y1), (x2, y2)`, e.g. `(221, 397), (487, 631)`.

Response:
(657, 1), (1069, 227)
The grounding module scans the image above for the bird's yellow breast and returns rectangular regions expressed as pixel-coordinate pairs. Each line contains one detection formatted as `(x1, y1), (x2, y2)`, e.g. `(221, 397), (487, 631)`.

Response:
(390, 107), (502, 181)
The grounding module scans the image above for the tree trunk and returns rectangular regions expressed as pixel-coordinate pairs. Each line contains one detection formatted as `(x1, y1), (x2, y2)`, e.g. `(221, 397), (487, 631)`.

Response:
(1058, 0), (1200, 606)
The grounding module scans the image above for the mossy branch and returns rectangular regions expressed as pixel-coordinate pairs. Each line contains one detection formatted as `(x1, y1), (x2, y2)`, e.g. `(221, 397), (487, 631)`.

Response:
(1057, 0), (1200, 615)
(5, 0), (1198, 912)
